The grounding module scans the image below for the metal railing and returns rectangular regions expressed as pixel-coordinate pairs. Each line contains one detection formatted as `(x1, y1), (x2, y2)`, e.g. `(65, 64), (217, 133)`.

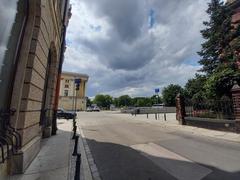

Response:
(0, 109), (22, 163)
(185, 99), (235, 120)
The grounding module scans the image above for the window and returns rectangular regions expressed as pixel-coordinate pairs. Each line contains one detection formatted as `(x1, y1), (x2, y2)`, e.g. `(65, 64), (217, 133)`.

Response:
(65, 84), (69, 88)
(64, 90), (68, 96)
(65, 79), (70, 83)
(0, 0), (27, 111)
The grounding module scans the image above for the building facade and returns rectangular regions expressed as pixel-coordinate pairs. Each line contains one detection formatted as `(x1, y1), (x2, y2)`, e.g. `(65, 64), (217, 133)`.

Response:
(0, 0), (71, 178)
(228, 0), (240, 26)
(59, 72), (89, 111)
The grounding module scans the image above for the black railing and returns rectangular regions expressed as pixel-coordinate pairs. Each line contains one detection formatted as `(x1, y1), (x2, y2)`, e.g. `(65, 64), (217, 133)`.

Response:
(185, 99), (235, 120)
(0, 109), (22, 163)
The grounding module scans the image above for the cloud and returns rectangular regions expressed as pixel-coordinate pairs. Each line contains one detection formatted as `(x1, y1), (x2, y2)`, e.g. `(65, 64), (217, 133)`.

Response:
(63, 0), (209, 97)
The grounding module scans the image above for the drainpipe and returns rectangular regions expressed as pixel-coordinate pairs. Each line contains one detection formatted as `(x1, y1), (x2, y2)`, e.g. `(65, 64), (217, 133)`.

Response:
(52, 0), (71, 135)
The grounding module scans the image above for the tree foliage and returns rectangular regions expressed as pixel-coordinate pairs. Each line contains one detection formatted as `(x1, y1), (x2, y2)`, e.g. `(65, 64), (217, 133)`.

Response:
(162, 84), (184, 106)
(184, 75), (207, 100)
(197, 0), (240, 99)
(198, 0), (232, 75)
(93, 94), (113, 109)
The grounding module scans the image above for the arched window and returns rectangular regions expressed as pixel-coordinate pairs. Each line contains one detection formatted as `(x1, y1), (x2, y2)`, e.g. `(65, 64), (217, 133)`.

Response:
(0, 0), (27, 112)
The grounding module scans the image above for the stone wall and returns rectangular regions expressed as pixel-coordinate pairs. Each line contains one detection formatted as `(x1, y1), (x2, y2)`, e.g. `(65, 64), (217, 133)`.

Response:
(0, 0), (70, 177)
(58, 96), (87, 111)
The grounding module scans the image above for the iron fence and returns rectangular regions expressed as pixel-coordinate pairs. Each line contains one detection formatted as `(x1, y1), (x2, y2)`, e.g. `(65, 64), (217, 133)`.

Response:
(185, 99), (235, 120)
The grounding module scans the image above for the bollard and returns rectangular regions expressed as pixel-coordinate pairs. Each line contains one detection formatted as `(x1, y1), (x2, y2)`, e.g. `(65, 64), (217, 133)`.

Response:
(72, 135), (79, 156)
(72, 125), (77, 139)
(164, 113), (166, 121)
(73, 120), (76, 129)
(74, 153), (81, 180)
(147, 113), (148, 119)
(155, 113), (157, 120)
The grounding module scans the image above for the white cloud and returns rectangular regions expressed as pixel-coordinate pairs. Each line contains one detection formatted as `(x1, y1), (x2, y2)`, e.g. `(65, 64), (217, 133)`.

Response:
(63, 0), (210, 97)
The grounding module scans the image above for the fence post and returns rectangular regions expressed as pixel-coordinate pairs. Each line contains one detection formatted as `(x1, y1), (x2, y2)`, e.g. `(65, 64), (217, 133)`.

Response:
(176, 93), (186, 125)
(231, 82), (240, 133)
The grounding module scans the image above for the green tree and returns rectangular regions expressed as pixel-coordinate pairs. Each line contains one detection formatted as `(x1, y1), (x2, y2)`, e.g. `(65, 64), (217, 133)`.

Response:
(118, 95), (132, 107)
(184, 74), (207, 100)
(86, 97), (92, 107)
(204, 66), (240, 98)
(198, 0), (232, 75)
(150, 95), (163, 105)
(162, 84), (183, 106)
(132, 97), (153, 107)
(93, 94), (113, 109)
(196, 0), (240, 99)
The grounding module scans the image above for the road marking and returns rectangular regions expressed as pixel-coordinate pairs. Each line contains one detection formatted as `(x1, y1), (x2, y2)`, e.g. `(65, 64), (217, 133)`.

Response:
(131, 143), (212, 180)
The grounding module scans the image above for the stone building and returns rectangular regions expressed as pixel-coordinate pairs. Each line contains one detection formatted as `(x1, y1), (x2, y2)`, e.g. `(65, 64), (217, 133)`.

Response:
(0, 0), (71, 178)
(58, 72), (89, 111)
(228, 0), (240, 26)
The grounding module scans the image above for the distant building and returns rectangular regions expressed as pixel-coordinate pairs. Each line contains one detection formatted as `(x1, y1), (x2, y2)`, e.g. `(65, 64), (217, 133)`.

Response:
(58, 72), (89, 111)
(227, 0), (240, 27)
(227, 0), (240, 68)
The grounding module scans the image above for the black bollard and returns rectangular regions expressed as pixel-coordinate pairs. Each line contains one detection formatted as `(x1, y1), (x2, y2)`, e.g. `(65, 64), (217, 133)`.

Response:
(155, 113), (157, 120)
(72, 125), (77, 139)
(72, 135), (79, 156)
(147, 113), (148, 119)
(74, 153), (81, 180)
(164, 113), (166, 121)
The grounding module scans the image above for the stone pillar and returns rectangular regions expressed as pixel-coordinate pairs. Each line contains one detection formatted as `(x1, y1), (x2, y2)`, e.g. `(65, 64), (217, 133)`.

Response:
(231, 82), (240, 132)
(176, 93), (186, 125)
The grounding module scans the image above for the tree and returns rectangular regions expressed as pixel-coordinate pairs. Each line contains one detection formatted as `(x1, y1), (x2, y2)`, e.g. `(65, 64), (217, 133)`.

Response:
(204, 65), (240, 98)
(132, 97), (153, 107)
(86, 97), (92, 107)
(197, 0), (240, 99)
(162, 84), (183, 106)
(184, 74), (207, 100)
(151, 95), (163, 105)
(198, 0), (232, 75)
(93, 94), (113, 109)
(118, 95), (132, 107)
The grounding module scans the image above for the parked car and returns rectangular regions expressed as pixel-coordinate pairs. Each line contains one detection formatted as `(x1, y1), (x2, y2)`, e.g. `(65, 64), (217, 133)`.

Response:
(92, 106), (100, 112)
(86, 107), (93, 112)
(57, 109), (77, 119)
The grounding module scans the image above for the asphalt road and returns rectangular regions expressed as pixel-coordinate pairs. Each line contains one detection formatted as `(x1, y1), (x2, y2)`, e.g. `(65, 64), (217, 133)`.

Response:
(77, 111), (240, 180)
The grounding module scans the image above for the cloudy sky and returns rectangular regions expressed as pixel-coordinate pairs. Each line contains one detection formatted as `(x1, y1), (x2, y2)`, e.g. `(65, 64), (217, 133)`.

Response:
(63, 0), (224, 98)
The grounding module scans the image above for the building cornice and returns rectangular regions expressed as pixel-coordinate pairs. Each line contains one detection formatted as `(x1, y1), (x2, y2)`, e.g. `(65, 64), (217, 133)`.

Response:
(62, 71), (89, 80)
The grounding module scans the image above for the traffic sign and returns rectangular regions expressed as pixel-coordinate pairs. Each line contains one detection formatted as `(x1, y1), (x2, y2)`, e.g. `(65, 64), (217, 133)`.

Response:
(74, 79), (81, 84)
(155, 88), (160, 93)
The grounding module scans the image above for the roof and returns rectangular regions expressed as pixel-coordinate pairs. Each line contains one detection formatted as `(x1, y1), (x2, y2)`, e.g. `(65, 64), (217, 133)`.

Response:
(62, 71), (89, 79)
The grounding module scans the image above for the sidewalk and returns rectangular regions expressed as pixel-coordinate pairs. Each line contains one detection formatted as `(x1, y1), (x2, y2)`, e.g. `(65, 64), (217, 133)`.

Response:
(126, 112), (240, 143)
(10, 119), (73, 180)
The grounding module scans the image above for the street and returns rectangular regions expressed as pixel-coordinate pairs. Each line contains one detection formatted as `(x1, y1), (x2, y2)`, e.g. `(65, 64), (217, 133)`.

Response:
(77, 111), (240, 180)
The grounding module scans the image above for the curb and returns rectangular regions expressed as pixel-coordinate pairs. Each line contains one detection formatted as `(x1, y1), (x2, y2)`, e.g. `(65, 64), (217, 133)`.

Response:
(77, 119), (102, 180)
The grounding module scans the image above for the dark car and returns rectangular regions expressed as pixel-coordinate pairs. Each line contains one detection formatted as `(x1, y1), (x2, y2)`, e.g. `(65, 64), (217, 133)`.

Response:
(57, 109), (77, 119)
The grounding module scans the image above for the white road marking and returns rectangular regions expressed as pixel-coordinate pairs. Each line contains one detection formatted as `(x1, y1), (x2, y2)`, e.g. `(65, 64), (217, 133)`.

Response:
(131, 143), (212, 180)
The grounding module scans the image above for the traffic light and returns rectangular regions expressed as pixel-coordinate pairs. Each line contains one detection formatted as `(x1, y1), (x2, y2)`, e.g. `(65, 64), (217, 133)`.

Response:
(76, 83), (80, 90)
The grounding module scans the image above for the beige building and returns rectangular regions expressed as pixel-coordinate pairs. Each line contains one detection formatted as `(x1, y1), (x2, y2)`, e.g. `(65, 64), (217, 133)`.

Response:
(58, 72), (89, 111)
(0, 0), (71, 178)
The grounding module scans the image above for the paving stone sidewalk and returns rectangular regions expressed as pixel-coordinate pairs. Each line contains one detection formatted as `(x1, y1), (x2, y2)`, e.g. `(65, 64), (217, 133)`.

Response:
(10, 119), (84, 180)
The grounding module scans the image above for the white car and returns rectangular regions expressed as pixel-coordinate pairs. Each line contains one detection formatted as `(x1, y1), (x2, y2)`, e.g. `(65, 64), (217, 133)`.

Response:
(86, 107), (93, 112)
(92, 106), (100, 112)
(152, 104), (164, 108)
